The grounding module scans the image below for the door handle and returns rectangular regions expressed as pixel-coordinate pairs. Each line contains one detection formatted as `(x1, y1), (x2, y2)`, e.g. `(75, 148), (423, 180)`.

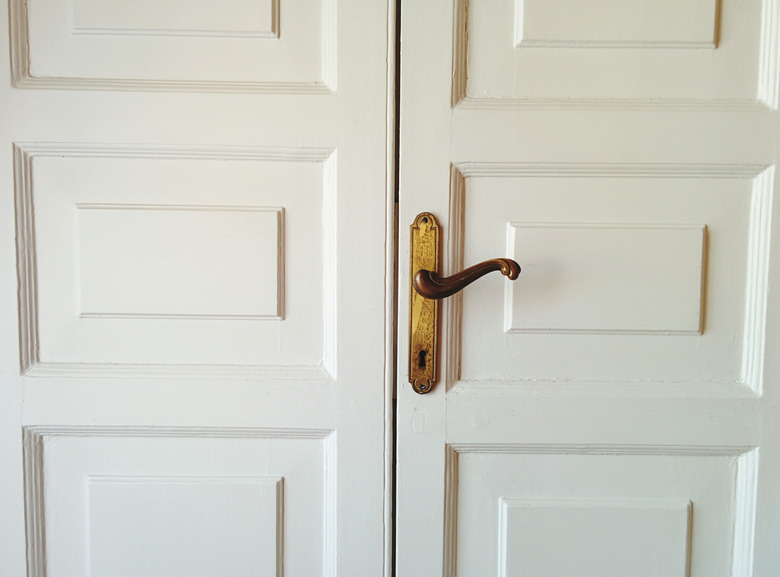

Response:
(409, 212), (521, 393)
(413, 258), (520, 299)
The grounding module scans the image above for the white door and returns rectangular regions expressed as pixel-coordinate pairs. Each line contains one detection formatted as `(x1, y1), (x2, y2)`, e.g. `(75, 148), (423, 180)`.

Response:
(398, 1), (780, 576)
(0, 1), (393, 576)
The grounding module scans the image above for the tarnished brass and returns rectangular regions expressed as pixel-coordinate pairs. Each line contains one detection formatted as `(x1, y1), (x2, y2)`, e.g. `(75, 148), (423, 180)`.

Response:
(409, 212), (522, 394)
(414, 258), (520, 299)
(409, 212), (439, 394)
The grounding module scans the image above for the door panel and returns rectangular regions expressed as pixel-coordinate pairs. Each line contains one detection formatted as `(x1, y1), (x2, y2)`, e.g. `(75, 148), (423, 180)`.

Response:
(13, 0), (334, 90)
(0, 1), (392, 576)
(398, 3), (779, 577)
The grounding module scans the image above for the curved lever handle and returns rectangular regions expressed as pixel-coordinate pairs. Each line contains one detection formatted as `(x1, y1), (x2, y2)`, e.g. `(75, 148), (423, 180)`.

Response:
(413, 258), (521, 300)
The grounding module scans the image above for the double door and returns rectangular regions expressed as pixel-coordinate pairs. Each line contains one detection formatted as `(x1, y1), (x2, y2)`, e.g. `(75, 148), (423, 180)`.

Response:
(1, 1), (779, 576)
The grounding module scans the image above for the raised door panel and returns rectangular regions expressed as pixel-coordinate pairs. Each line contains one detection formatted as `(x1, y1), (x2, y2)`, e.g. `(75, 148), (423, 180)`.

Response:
(16, 144), (336, 378)
(450, 448), (756, 577)
(456, 0), (778, 106)
(451, 165), (771, 390)
(24, 428), (335, 577)
(11, 0), (335, 91)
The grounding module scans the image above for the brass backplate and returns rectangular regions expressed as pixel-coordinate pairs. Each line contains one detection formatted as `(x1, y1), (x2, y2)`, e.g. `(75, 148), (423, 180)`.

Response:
(409, 212), (439, 394)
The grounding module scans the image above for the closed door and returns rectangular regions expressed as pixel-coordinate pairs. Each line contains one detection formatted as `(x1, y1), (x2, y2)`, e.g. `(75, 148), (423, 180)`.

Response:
(0, 1), (392, 576)
(397, 1), (780, 576)
(2, 2), (780, 577)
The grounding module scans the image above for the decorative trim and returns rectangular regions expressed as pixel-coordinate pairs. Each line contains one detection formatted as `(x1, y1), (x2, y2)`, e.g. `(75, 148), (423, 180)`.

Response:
(447, 443), (755, 456)
(516, 40), (717, 50)
(732, 449), (759, 577)
(323, 433), (337, 577)
(14, 142), (335, 162)
(14, 145), (39, 376)
(276, 476), (285, 577)
(456, 98), (770, 112)
(451, 0), (468, 106)
(759, 0), (780, 109)
(14, 142), (336, 380)
(450, 380), (759, 399)
(741, 167), (774, 394)
(322, 153), (338, 379)
(22, 425), (334, 439)
(9, 0), (334, 93)
(22, 428), (46, 577)
(321, 0), (338, 91)
(454, 162), (769, 179)
(445, 167), (466, 390)
(23, 362), (331, 380)
(442, 445), (459, 577)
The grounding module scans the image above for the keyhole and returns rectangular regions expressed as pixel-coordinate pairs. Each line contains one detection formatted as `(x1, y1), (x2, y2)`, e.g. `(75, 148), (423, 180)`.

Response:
(418, 349), (427, 369)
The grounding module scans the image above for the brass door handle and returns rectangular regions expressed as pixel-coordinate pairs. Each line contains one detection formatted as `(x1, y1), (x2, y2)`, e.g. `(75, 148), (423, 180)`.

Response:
(413, 258), (520, 299)
(409, 212), (521, 393)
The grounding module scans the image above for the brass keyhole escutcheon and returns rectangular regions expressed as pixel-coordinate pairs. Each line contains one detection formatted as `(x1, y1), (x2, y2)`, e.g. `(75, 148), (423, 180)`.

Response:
(409, 213), (439, 394)
(409, 212), (521, 394)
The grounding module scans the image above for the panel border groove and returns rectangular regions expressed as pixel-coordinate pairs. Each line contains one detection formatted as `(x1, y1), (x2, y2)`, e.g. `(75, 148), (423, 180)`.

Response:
(14, 142), (336, 380)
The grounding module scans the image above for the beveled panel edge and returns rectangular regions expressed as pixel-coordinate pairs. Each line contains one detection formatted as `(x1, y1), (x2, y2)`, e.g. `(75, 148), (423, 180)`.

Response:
(442, 445), (459, 577)
(445, 442), (755, 456)
(759, 0), (780, 109)
(444, 167), (466, 391)
(732, 449), (760, 577)
(742, 167), (775, 395)
(23, 362), (331, 381)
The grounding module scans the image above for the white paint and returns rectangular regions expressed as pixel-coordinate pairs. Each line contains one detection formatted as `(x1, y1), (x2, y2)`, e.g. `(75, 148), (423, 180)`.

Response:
(506, 223), (705, 334)
(462, 0), (769, 104)
(0, 1), (392, 576)
(88, 476), (282, 577)
(77, 205), (283, 319)
(398, 2), (780, 577)
(20, 147), (328, 369)
(500, 499), (691, 577)
(73, 0), (278, 37)
(517, 0), (718, 47)
(12, 0), (335, 90)
(455, 167), (762, 386)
